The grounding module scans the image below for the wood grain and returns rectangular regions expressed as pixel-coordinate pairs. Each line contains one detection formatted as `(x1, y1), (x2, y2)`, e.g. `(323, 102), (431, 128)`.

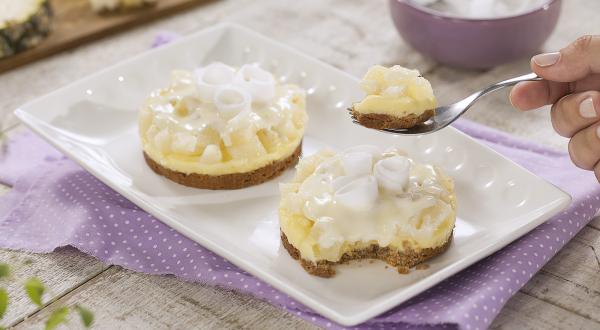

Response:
(519, 227), (600, 324)
(11, 266), (319, 330)
(0, 249), (107, 327)
(491, 292), (600, 330)
(0, 0), (215, 74)
(1, 0), (600, 329)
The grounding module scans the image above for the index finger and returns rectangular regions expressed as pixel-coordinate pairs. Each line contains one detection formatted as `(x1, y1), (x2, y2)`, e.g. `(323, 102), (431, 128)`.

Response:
(509, 80), (569, 111)
(510, 72), (600, 111)
(532, 35), (600, 82)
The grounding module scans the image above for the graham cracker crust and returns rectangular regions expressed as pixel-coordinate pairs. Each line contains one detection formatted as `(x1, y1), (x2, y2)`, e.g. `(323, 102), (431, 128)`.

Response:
(281, 229), (453, 278)
(144, 143), (302, 190)
(352, 108), (434, 130)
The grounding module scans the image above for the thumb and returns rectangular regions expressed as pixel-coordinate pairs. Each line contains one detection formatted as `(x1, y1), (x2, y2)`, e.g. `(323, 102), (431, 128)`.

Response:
(531, 35), (600, 83)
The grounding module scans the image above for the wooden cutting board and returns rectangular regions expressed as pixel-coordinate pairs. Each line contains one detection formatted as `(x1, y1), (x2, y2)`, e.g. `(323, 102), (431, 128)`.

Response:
(0, 0), (215, 74)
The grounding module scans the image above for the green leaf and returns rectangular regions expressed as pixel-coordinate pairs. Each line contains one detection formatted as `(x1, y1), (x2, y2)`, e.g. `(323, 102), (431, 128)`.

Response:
(0, 326), (5, 330)
(0, 264), (9, 279)
(0, 288), (7, 319)
(45, 307), (69, 330)
(24, 278), (45, 307)
(75, 305), (94, 328)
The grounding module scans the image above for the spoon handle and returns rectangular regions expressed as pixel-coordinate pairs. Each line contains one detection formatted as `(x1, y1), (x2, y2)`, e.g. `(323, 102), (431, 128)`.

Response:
(479, 73), (543, 97)
(495, 72), (543, 86)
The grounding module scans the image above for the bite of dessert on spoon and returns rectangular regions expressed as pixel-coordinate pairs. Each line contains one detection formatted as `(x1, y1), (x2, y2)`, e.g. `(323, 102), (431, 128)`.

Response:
(350, 65), (436, 131)
(349, 65), (542, 135)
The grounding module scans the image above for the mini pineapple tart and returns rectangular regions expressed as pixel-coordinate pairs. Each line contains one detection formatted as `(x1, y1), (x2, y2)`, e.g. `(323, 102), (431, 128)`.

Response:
(351, 65), (436, 130)
(139, 62), (308, 190)
(279, 146), (456, 277)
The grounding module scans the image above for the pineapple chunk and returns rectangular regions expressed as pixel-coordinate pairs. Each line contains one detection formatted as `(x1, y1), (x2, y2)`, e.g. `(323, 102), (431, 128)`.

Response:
(226, 130), (267, 160)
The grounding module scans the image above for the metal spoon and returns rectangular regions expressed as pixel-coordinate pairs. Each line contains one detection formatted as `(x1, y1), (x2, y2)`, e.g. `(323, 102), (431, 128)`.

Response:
(349, 72), (542, 135)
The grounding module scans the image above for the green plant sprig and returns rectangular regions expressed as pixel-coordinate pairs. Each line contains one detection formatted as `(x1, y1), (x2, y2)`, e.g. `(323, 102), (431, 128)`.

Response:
(0, 263), (94, 329)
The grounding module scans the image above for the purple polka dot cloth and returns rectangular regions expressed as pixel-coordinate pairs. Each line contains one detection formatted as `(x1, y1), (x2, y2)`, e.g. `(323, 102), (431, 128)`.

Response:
(0, 118), (598, 330)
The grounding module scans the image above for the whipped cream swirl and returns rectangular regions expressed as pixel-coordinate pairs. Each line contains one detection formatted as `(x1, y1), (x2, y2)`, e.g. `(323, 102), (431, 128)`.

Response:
(194, 62), (276, 118)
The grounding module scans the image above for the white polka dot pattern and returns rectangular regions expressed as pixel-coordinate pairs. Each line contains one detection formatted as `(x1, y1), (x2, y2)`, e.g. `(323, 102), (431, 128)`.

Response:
(0, 120), (598, 329)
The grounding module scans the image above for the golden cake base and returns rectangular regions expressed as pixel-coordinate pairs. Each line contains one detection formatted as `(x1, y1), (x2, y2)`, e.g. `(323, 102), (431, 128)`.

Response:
(281, 229), (452, 278)
(352, 108), (434, 130)
(143, 143), (302, 190)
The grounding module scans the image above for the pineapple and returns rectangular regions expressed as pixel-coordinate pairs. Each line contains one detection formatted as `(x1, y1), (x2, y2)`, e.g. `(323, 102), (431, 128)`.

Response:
(0, 0), (52, 59)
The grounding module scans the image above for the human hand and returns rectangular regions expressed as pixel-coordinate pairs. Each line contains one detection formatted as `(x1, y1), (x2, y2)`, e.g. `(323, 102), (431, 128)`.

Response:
(510, 35), (600, 181)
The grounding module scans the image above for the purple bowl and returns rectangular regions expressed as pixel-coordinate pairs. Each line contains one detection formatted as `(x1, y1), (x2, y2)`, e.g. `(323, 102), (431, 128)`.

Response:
(389, 0), (562, 69)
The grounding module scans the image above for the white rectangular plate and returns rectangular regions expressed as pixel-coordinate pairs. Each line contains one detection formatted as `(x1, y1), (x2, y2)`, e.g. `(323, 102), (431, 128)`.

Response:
(15, 23), (571, 326)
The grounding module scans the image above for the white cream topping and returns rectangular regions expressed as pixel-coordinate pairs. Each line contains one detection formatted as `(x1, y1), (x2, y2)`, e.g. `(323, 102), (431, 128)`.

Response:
(233, 64), (276, 103)
(341, 151), (373, 177)
(374, 156), (411, 192)
(281, 146), (455, 250)
(194, 63), (236, 102)
(334, 175), (379, 211)
(213, 85), (251, 118)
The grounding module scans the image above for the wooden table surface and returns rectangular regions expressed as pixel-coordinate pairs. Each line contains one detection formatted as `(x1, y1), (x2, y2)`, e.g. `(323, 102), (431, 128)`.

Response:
(1, 1), (599, 329)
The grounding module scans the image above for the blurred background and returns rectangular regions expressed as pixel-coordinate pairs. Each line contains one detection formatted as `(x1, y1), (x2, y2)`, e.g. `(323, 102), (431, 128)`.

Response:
(1, 0), (594, 151)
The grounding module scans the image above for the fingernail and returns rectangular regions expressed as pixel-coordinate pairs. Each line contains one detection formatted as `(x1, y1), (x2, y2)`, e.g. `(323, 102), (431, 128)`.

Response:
(580, 98), (597, 118)
(596, 126), (600, 139)
(533, 52), (561, 67)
